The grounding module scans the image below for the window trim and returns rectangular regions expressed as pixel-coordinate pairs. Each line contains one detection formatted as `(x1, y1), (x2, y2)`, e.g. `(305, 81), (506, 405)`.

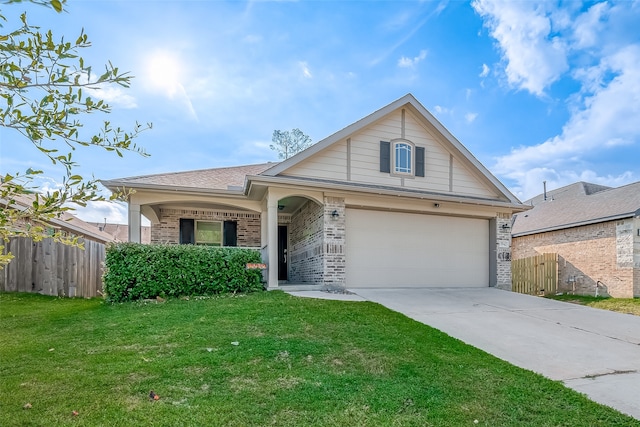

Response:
(391, 138), (415, 177)
(195, 220), (223, 246)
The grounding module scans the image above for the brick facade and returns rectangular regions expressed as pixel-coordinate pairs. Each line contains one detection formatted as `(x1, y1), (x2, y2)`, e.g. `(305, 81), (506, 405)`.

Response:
(282, 197), (346, 288)
(288, 200), (324, 284)
(322, 197), (346, 289)
(512, 218), (639, 297)
(151, 208), (261, 247)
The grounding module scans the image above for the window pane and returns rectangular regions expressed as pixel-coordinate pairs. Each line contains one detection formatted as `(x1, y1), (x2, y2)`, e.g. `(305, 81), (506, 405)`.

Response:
(395, 143), (412, 174)
(196, 221), (222, 246)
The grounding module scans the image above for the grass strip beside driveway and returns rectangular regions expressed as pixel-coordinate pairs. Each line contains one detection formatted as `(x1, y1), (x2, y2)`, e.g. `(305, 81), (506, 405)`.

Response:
(0, 291), (638, 426)
(548, 294), (640, 316)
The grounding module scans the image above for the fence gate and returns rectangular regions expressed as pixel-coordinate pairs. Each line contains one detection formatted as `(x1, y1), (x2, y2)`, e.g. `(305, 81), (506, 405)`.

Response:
(512, 253), (558, 296)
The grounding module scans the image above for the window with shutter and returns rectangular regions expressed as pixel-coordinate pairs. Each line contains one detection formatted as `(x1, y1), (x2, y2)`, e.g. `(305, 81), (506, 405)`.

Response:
(381, 139), (424, 178)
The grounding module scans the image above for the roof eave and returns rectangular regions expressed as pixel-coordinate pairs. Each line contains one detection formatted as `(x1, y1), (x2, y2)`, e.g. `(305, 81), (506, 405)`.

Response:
(247, 175), (527, 211)
(100, 179), (247, 198)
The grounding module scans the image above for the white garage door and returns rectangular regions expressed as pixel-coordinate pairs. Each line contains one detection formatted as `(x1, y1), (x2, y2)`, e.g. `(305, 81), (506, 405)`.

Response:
(346, 209), (489, 288)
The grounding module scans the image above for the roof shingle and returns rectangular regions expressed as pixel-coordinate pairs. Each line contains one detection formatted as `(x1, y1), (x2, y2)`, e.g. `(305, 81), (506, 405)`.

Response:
(512, 181), (640, 236)
(104, 163), (277, 191)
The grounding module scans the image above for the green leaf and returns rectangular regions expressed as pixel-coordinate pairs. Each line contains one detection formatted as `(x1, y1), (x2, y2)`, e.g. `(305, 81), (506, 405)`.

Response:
(50, 0), (64, 12)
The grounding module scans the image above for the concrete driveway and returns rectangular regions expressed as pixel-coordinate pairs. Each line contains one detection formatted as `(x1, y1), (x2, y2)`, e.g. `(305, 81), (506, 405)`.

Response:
(351, 287), (640, 420)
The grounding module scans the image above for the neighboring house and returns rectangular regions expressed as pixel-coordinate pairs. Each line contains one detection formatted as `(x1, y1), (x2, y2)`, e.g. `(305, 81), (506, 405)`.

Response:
(511, 181), (640, 298)
(1, 194), (114, 297)
(1, 193), (115, 244)
(88, 222), (151, 244)
(102, 94), (526, 290)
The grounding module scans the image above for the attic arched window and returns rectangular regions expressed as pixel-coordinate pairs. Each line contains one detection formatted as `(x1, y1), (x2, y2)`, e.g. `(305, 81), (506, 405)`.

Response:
(393, 139), (414, 175)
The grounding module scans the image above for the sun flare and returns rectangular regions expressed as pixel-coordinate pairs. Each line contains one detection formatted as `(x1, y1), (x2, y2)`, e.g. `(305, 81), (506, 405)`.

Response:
(146, 51), (182, 96)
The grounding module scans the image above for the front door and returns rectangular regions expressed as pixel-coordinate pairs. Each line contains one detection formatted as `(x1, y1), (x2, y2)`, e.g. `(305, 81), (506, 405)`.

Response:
(278, 225), (288, 281)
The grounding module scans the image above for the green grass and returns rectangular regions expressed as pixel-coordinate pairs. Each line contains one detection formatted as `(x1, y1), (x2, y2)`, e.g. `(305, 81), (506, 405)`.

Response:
(1, 292), (638, 426)
(548, 294), (640, 316)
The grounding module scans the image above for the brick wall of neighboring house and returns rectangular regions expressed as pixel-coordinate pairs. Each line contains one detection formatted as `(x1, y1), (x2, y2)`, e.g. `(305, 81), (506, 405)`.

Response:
(323, 196), (346, 289)
(635, 216), (640, 297)
(496, 213), (513, 291)
(151, 208), (261, 247)
(288, 200), (324, 284)
(512, 218), (638, 297)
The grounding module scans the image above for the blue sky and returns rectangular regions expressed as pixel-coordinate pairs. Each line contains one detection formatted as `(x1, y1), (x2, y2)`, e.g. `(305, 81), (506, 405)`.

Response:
(2, 0), (639, 224)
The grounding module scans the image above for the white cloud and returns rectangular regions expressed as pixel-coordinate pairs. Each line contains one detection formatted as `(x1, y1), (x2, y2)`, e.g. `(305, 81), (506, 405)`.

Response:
(299, 61), (313, 79)
(465, 112), (478, 123)
(74, 200), (129, 225)
(572, 2), (610, 49)
(479, 63), (490, 78)
(433, 105), (451, 115)
(494, 45), (640, 200)
(472, 0), (569, 95)
(89, 86), (138, 109)
(398, 50), (428, 68)
(507, 167), (635, 202)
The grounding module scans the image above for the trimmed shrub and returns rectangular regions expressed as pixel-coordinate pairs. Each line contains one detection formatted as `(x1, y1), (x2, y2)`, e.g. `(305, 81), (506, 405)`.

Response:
(103, 243), (264, 302)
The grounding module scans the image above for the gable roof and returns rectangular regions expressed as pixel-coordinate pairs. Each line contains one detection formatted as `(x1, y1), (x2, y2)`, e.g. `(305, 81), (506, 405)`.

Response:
(261, 93), (521, 205)
(512, 181), (640, 237)
(101, 163), (276, 193)
(102, 94), (525, 210)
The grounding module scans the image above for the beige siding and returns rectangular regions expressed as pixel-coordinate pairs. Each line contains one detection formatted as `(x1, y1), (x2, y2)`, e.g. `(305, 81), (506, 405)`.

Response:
(282, 140), (348, 180)
(282, 107), (497, 198)
(451, 158), (495, 197)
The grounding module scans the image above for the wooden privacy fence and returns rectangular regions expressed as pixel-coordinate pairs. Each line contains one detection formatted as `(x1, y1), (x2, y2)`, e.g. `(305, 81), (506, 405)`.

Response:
(512, 253), (558, 296)
(0, 237), (105, 298)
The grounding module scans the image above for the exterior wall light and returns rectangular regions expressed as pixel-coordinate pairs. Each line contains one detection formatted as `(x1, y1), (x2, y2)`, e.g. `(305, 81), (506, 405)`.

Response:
(501, 223), (511, 230)
(331, 210), (339, 218)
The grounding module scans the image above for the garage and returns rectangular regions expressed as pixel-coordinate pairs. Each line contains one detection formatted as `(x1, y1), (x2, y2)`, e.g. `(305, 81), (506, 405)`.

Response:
(345, 209), (489, 288)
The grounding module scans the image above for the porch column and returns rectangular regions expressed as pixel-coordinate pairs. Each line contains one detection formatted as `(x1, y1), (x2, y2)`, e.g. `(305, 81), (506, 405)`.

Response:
(128, 202), (141, 243)
(266, 192), (279, 289)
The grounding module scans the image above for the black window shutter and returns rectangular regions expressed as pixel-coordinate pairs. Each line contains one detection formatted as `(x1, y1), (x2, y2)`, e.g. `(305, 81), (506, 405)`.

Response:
(380, 141), (391, 173)
(179, 219), (195, 244)
(223, 221), (238, 247)
(415, 146), (425, 177)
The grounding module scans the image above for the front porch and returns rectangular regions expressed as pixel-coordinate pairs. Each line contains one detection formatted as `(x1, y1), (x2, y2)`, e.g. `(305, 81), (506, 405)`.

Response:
(126, 188), (346, 291)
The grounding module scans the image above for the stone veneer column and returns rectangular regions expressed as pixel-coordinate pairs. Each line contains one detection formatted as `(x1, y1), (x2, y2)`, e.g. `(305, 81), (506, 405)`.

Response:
(495, 213), (512, 290)
(323, 196), (346, 289)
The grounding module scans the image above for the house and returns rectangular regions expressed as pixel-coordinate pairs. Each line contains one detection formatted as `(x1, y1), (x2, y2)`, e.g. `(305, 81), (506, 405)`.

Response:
(1, 193), (115, 244)
(88, 222), (151, 244)
(102, 94), (526, 290)
(0, 193), (115, 297)
(511, 181), (640, 298)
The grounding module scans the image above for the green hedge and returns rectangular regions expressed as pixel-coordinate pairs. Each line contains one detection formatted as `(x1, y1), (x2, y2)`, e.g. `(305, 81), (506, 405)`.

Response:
(103, 243), (264, 302)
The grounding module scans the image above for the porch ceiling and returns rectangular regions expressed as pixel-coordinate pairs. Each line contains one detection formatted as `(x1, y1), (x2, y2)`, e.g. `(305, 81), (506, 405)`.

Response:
(277, 196), (314, 214)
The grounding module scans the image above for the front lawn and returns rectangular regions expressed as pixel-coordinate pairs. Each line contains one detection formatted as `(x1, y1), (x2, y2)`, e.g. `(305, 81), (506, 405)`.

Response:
(0, 292), (637, 426)
(548, 294), (640, 316)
